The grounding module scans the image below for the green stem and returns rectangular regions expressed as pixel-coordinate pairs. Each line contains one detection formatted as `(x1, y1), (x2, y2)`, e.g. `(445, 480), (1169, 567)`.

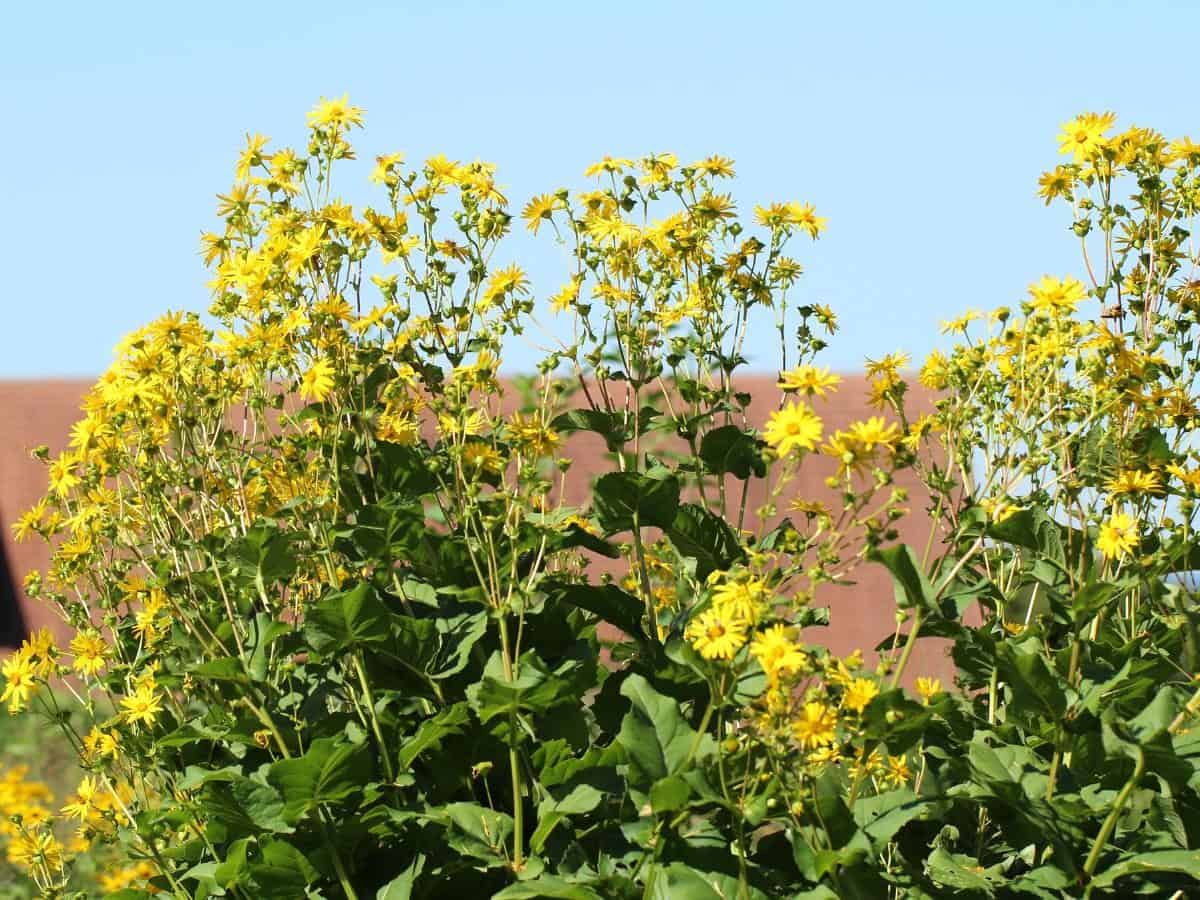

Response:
(354, 652), (395, 783)
(320, 808), (361, 900)
(1083, 748), (1144, 881)
(497, 615), (525, 871)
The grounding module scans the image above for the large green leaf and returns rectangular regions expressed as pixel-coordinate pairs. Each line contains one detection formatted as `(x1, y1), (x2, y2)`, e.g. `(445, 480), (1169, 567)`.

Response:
(869, 544), (935, 611)
(1088, 849), (1200, 888)
(304, 581), (392, 654)
(594, 467), (680, 534)
(396, 702), (472, 770)
(617, 674), (711, 786)
(467, 651), (586, 741)
(664, 503), (745, 580)
(376, 855), (425, 899)
(699, 425), (766, 479)
(994, 636), (1067, 721)
(545, 581), (647, 642)
(267, 737), (373, 823)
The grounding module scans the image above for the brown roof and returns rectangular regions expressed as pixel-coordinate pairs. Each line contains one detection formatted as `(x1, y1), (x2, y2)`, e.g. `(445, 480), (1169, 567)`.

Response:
(0, 377), (957, 683)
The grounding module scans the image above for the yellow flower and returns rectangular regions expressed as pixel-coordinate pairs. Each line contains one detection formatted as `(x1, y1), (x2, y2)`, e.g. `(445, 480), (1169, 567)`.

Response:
(1037, 166), (1075, 205)
(764, 402), (823, 456)
(750, 625), (809, 684)
(60, 776), (101, 822)
(7, 828), (64, 872)
(841, 677), (879, 714)
(711, 575), (769, 626)
(508, 414), (559, 458)
(981, 495), (1023, 524)
(461, 441), (505, 476)
(69, 630), (109, 679)
(847, 417), (900, 451)
(1097, 511), (1138, 560)
(915, 677), (941, 704)
(479, 264), (530, 311)
(792, 702), (838, 750)
(300, 359), (335, 402)
(1028, 275), (1086, 316)
(369, 152), (404, 185)
(778, 365), (841, 397)
(1057, 111), (1116, 162)
(686, 606), (748, 661)
(1105, 468), (1161, 497)
(884, 754), (912, 787)
(694, 154), (736, 178)
(11, 500), (46, 543)
(121, 680), (164, 729)
(1, 649), (37, 714)
(521, 194), (559, 233)
(549, 281), (580, 314)
(307, 94), (365, 130)
(82, 728), (120, 762)
(583, 155), (633, 177)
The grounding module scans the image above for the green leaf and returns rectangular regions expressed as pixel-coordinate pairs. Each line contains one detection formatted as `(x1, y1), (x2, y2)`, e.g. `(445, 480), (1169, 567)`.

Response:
(994, 636), (1067, 721)
(650, 774), (691, 814)
(699, 425), (766, 479)
(545, 581), (646, 642)
(494, 876), (605, 899)
(551, 406), (659, 451)
(230, 777), (291, 833)
(245, 838), (318, 898)
(617, 674), (711, 785)
(664, 503), (745, 581)
(304, 581), (391, 654)
(869, 544), (935, 610)
(852, 787), (934, 845)
(1088, 849), (1200, 888)
(376, 855), (425, 899)
(467, 652), (584, 741)
(594, 467), (680, 534)
(435, 802), (513, 862)
(925, 848), (1004, 895)
(267, 736), (373, 823)
(396, 702), (471, 770)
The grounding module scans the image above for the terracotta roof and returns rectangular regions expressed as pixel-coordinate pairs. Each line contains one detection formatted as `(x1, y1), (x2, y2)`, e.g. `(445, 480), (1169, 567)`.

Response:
(0, 377), (958, 683)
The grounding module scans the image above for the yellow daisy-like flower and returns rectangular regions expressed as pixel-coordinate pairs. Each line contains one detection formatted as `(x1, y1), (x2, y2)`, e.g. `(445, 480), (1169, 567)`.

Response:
(69, 630), (109, 679)
(1057, 111), (1116, 162)
(915, 677), (942, 704)
(1, 649), (38, 714)
(778, 364), (842, 397)
(686, 607), (748, 661)
(763, 402), (823, 457)
(1028, 275), (1087, 316)
(884, 754), (912, 787)
(121, 681), (164, 730)
(300, 359), (335, 402)
(1104, 468), (1162, 497)
(710, 575), (769, 626)
(841, 677), (879, 714)
(1097, 511), (1139, 560)
(750, 625), (809, 684)
(307, 94), (365, 130)
(792, 701), (838, 750)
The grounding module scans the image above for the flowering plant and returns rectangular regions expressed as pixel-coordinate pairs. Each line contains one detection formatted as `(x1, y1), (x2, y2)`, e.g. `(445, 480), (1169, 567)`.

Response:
(6, 101), (1200, 898)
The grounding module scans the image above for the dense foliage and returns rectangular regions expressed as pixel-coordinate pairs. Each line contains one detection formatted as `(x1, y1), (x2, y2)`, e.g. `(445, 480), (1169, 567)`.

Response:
(7, 101), (1200, 898)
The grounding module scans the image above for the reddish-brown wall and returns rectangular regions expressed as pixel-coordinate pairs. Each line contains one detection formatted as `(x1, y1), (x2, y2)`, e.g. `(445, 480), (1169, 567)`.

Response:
(0, 378), (956, 683)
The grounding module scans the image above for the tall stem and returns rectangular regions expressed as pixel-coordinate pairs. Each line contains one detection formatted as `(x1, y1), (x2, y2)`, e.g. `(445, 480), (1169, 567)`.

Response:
(497, 615), (525, 870)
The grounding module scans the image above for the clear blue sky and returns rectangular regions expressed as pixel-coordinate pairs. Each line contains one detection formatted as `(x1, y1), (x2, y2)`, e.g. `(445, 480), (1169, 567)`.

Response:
(3, 0), (1198, 377)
